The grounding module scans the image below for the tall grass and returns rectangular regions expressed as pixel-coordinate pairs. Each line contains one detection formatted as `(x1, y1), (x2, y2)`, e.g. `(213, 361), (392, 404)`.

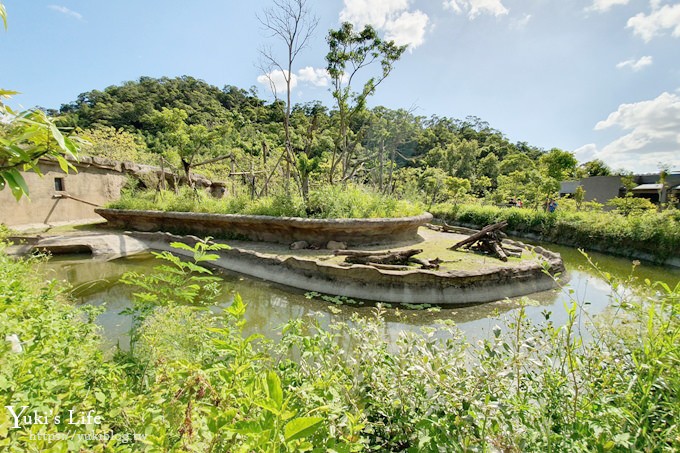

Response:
(107, 184), (424, 219)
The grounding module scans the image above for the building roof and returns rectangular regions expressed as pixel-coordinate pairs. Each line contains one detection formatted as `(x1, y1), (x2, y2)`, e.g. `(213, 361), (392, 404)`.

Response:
(632, 183), (662, 191)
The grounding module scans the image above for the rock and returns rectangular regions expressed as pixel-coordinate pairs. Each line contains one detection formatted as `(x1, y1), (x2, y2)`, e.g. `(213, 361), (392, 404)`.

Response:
(326, 240), (347, 250)
(289, 240), (309, 250)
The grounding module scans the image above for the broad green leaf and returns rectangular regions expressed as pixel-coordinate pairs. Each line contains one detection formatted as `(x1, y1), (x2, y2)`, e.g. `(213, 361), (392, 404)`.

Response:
(49, 122), (67, 151)
(56, 155), (70, 173)
(266, 370), (283, 408)
(1, 170), (29, 200)
(284, 416), (323, 442)
(255, 399), (281, 416)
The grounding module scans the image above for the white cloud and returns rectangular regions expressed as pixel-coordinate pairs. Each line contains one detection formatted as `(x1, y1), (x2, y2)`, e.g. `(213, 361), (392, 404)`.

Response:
(297, 67), (331, 87)
(257, 70), (297, 94)
(627, 2), (680, 42)
(339, 0), (429, 49)
(510, 13), (532, 30)
(340, 0), (409, 29)
(582, 92), (680, 172)
(443, 0), (509, 19)
(616, 55), (653, 71)
(587, 0), (629, 13)
(48, 5), (83, 20)
(384, 10), (429, 49)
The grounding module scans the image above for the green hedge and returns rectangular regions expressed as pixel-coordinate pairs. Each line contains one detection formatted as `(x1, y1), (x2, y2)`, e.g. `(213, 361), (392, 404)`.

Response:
(431, 203), (680, 262)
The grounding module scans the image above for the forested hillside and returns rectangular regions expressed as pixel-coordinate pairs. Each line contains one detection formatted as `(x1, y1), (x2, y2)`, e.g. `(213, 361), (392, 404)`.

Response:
(53, 76), (605, 207)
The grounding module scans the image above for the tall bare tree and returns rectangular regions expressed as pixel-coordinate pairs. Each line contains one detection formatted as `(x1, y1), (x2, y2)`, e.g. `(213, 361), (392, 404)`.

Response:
(258, 0), (318, 196)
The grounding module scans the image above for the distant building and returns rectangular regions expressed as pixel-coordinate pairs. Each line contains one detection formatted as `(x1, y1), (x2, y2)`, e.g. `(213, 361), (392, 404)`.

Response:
(560, 175), (624, 204)
(560, 172), (680, 207)
(0, 155), (219, 230)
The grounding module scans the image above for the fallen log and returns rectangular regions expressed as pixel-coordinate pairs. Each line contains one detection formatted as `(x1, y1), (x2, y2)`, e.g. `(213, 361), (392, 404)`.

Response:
(449, 221), (508, 251)
(410, 257), (442, 270)
(344, 249), (423, 266)
(488, 241), (508, 262)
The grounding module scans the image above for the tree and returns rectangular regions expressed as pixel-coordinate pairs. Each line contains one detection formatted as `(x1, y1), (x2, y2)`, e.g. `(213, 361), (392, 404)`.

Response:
(0, 3), (80, 200)
(499, 152), (535, 175)
(539, 148), (577, 181)
(574, 185), (585, 211)
(145, 108), (231, 188)
(582, 159), (611, 177)
(478, 152), (499, 178)
(258, 0), (318, 197)
(79, 126), (154, 164)
(419, 167), (449, 209)
(326, 22), (406, 183)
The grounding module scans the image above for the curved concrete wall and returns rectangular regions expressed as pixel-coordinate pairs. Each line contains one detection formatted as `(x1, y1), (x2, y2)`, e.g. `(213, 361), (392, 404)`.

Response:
(95, 209), (433, 246)
(132, 232), (565, 305)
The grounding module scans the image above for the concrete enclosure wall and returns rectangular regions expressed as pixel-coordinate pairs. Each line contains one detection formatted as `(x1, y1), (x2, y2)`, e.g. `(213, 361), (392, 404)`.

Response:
(95, 208), (433, 246)
(0, 161), (128, 229)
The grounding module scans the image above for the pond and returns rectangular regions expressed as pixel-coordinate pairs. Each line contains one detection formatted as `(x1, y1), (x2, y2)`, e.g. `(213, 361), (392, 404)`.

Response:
(39, 243), (680, 351)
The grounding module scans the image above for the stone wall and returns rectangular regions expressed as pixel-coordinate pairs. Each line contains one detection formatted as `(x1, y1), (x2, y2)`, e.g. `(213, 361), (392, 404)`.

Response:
(0, 155), (215, 230)
(0, 160), (128, 229)
(95, 209), (433, 246)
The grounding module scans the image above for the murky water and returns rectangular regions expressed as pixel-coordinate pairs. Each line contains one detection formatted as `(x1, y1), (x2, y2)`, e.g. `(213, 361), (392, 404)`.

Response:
(39, 244), (680, 350)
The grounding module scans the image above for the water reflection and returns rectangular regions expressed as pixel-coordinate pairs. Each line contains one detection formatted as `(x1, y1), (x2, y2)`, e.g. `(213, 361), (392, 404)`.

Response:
(39, 246), (680, 351)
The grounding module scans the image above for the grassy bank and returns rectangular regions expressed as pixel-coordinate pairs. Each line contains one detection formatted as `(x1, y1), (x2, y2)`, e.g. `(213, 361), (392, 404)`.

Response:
(1, 243), (679, 451)
(107, 184), (424, 219)
(431, 203), (680, 263)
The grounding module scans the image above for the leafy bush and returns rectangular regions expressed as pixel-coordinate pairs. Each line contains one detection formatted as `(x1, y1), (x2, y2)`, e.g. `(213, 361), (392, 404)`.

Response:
(607, 196), (657, 216)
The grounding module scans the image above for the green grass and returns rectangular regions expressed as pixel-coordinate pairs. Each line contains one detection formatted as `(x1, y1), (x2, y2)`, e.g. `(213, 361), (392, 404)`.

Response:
(431, 202), (680, 262)
(107, 184), (425, 219)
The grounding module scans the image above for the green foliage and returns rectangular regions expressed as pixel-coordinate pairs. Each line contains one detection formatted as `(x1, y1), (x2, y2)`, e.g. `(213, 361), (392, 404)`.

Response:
(0, 223), (12, 241)
(79, 126), (156, 164)
(607, 196), (657, 216)
(109, 184), (424, 219)
(539, 148), (577, 180)
(0, 251), (125, 451)
(120, 238), (230, 352)
(326, 21), (406, 183)
(2, 241), (680, 451)
(0, 91), (81, 200)
(432, 202), (680, 261)
(582, 159), (611, 176)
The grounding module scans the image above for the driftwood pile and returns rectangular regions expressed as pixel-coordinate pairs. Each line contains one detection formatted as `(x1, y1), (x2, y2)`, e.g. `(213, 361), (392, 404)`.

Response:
(333, 249), (443, 270)
(448, 221), (522, 262)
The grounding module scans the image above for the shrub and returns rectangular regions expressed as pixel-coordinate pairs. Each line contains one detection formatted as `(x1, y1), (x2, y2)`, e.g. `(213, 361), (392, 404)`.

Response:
(607, 196), (657, 216)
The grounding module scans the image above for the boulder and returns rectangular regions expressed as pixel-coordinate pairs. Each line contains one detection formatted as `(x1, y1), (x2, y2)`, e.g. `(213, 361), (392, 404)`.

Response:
(289, 240), (309, 250)
(326, 240), (347, 250)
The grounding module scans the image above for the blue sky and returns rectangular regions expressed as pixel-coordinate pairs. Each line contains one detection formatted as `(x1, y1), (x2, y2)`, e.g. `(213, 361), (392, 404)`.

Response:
(2, 0), (679, 172)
